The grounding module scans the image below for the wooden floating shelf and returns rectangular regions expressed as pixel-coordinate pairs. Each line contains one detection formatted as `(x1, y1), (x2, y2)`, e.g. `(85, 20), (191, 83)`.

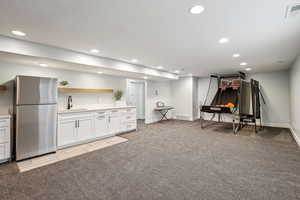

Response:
(0, 85), (7, 91)
(58, 88), (113, 93)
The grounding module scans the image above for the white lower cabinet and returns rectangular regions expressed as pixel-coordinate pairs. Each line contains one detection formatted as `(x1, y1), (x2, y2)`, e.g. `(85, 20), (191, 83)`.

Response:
(58, 119), (77, 147)
(0, 143), (10, 160)
(77, 117), (94, 141)
(58, 107), (136, 148)
(0, 127), (10, 143)
(109, 111), (121, 134)
(0, 117), (11, 162)
(95, 114), (109, 138)
(58, 113), (94, 148)
(121, 120), (137, 132)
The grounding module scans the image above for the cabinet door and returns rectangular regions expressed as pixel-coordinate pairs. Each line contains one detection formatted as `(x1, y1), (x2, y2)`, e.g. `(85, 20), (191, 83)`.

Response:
(0, 127), (9, 143)
(109, 115), (121, 134)
(0, 143), (9, 160)
(58, 119), (76, 147)
(95, 115), (109, 138)
(77, 118), (94, 141)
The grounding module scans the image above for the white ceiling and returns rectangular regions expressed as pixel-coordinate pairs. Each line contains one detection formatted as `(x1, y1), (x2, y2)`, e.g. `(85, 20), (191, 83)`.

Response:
(0, 0), (300, 76)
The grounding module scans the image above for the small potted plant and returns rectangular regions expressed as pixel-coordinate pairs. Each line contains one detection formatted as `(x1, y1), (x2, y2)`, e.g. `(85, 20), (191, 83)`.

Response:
(114, 90), (124, 106)
(59, 81), (69, 87)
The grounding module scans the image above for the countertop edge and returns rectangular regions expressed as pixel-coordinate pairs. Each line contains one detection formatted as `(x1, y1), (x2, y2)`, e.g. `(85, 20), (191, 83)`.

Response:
(0, 115), (11, 119)
(58, 106), (136, 114)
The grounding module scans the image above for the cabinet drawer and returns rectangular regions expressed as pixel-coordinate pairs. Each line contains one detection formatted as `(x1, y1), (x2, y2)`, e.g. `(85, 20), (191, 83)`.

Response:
(59, 115), (93, 122)
(0, 143), (10, 160)
(121, 108), (136, 114)
(0, 119), (9, 128)
(121, 114), (136, 122)
(95, 111), (109, 115)
(110, 109), (121, 117)
(59, 112), (94, 120)
(0, 127), (10, 143)
(95, 115), (107, 120)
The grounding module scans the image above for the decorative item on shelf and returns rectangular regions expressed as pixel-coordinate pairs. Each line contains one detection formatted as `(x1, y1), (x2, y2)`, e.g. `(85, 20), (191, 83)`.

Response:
(114, 90), (124, 106)
(59, 80), (69, 87)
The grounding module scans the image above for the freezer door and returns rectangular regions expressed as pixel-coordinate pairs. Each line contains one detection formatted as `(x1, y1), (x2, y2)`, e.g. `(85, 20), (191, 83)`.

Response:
(16, 76), (57, 105)
(16, 104), (57, 161)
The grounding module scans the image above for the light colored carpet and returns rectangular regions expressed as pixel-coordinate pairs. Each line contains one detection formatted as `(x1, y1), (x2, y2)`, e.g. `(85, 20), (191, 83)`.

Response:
(0, 120), (299, 200)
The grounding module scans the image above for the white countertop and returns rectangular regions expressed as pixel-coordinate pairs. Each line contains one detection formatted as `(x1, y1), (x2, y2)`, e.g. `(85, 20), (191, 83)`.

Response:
(58, 105), (136, 114)
(0, 114), (11, 119)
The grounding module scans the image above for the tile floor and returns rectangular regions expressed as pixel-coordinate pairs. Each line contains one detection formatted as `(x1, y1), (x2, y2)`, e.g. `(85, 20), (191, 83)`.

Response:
(17, 136), (128, 172)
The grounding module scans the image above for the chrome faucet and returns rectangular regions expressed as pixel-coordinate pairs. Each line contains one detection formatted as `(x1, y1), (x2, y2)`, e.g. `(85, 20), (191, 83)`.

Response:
(67, 96), (73, 110)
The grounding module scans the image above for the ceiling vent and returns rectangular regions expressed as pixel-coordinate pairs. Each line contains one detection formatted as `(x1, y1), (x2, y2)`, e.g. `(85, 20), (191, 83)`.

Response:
(285, 3), (300, 18)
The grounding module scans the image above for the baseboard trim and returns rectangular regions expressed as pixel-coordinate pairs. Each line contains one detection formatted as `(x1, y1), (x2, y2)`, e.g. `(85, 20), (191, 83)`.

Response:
(289, 127), (300, 147)
(175, 115), (193, 121)
(263, 122), (290, 129)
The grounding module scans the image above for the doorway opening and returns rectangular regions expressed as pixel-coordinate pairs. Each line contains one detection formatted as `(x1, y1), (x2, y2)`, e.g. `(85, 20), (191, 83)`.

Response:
(126, 80), (146, 124)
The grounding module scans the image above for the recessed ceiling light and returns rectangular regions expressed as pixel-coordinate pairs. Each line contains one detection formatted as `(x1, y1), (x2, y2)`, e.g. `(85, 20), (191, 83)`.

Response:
(156, 66), (164, 69)
(219, 38), (230, 44)
(97, 71), (103, 74)
(143, 76), (148, 80)
(233, 54), (240, 58)
(245, 67), (252, 71)
(39, 63), (48, 67)
(131, 59), (138, 63)
(90, 49), (99, 54)
(189, 5), (205, 14)
(11, 30), (26, 36)
(240, 62), (248, 66)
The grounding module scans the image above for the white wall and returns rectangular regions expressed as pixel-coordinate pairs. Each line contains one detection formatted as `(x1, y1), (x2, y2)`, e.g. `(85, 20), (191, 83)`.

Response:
(0, 62), (173, 125)
(145, 80), (173, 124)
(171, 77), (193, 120)
(0, 61), (292, 130)
(170, 76), (199, 121)
(198, 70), (290, 128)
(192, 77), (199, 120)
(0, 62), (126, 114)
(290, 55), (300, 145)
(249, 71), (290, 127)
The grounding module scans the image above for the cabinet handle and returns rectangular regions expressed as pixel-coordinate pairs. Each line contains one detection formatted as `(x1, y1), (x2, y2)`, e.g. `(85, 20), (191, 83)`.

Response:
(75, 121), (77, 128)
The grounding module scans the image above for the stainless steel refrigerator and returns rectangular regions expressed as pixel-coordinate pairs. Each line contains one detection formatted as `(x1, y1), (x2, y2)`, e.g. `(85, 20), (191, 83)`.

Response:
(15, 75), (58, 161)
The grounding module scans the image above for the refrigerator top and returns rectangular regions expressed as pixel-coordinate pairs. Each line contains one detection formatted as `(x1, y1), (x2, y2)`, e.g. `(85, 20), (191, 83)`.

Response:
(16, 75), (58, 105)
(16, 75), (58, 79)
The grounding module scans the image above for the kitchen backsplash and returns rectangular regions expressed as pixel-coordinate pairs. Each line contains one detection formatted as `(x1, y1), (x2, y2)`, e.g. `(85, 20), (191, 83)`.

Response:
(58, 93), (125, 110)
